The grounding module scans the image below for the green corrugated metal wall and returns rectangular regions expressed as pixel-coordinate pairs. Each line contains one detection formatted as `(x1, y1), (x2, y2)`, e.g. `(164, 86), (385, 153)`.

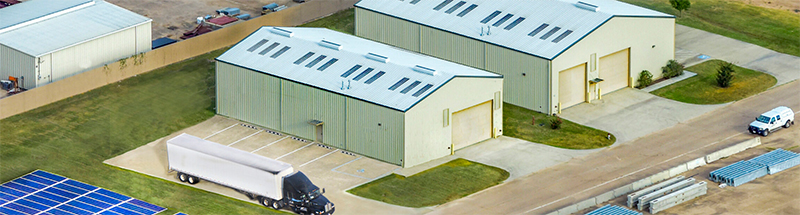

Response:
(216, 62), (405, 165)
(485, 44), (550, 113)
(346, 98), (404, 165)
(355, 8), (551, 113)
(355, 9), (420, 52)
(280, 80), (347, 148)
(216, 62), (281, 128)
(419, 25), (485, 69)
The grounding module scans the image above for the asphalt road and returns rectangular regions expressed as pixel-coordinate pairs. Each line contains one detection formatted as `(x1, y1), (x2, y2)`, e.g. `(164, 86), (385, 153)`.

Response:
(429, 81), (800, 215)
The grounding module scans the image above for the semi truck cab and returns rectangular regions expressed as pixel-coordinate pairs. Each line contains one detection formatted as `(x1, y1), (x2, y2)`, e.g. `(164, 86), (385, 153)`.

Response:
(281, 172), (334, 215)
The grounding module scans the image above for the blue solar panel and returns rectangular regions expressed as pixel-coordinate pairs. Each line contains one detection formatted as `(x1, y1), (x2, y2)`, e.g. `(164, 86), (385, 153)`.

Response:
(1, 170), (167, 215)
(175, 213), (188, 215)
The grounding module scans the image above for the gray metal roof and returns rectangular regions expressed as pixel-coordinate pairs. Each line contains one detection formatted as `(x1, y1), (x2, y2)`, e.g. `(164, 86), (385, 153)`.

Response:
(167, 133), (293, 174)
(355, 0), (673, 60)
(0, 0), (151, 57)
(216, 27), (501, 112)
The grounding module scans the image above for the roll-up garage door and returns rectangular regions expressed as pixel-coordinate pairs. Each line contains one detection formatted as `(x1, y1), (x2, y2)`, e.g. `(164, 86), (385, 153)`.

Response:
(558, 64), (586, 108)
(452, 100), (492, 150)
(599, 48), (630, 94)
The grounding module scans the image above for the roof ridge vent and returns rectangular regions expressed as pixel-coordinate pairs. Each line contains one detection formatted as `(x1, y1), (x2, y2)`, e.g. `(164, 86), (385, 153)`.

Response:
(319, 40), (342, 51)
(366, 53), (389, 63)
(270, 27), (294, 37)
(412, 65), (437, 76)
(576, 1), (599, 12)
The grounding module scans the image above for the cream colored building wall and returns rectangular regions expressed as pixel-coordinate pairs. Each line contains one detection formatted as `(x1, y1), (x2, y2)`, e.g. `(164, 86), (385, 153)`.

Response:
(403, 77), (503, 168)
(551, 16), (674, 113)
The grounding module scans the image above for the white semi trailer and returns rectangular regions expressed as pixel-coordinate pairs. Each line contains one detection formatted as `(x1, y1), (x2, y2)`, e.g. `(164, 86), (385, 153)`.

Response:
(166, 133), (334, 214)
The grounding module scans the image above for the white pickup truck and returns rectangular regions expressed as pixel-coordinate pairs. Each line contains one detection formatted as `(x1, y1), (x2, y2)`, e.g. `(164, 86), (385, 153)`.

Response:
(748, 106), (794, 136)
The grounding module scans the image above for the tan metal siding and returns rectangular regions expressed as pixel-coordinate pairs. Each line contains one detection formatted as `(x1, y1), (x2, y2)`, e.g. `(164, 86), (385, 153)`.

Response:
(0, 44), (35, 88)
(346, 98), (404, 165)
(280, 80), (347, 148)
(215, 62), (281, 129)
(451, 100), (492, 150)
(355, 8), (420, 52)
(485, 43), (550, 113)
(419, 25), (485, 69)
(135, 22), (153, 53)
(50, 27), (138, 84)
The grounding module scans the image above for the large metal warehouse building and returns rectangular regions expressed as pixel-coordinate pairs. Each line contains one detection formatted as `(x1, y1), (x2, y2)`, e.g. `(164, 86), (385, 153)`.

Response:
(0, 0), (151, 89)
(216, 27), (503, 167)
(355, 0), (674, 114)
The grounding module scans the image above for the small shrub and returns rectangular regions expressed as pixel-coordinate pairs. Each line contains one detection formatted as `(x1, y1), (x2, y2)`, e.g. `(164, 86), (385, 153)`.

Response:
(549, 117), (563, 129)
(662, 60), (684, 79)
(716, 62), (735, 88)
(669, 0), (691, 17)
(636, 70), (654, 89)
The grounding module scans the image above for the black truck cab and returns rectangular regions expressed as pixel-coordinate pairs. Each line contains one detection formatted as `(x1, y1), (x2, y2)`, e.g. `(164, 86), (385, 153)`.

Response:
(282, 172), (335, 215)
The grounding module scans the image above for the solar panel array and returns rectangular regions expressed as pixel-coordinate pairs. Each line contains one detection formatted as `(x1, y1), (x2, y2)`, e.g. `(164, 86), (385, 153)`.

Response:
(0, 170), (166, 215)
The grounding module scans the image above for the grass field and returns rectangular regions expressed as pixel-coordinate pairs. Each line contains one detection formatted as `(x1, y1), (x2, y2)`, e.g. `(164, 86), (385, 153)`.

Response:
(347, 159), (508, 207)
(0, 49), (287, 214)
(620, 0), (800, 57)
(651, 59), (776, 104)
(503, 103), (616, 149)
(299, 8), (354, 34)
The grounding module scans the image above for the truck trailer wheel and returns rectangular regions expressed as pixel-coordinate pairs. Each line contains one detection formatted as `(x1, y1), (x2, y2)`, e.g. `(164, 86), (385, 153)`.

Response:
(177, 173), (188, 182)
(271, 199), (282, 210)
(258, 197), (272, 208)
(187, 175), (200, 184)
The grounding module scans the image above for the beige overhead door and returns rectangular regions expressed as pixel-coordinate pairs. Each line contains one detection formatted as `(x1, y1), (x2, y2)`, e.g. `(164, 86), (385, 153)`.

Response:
(452, 101), (492, 150)
(599, 48), (630, 94)
(559, 63), (586, 108)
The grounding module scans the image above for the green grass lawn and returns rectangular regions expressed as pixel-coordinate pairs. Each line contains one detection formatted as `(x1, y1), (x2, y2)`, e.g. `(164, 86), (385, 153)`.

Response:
(620, 0), (800, 57)
(651, 59), (776, 104)
(299, 8), (354, 34)
(503, 103), (616, 149)
(0, 49), (287, 214)
(347, 158), (508, 207)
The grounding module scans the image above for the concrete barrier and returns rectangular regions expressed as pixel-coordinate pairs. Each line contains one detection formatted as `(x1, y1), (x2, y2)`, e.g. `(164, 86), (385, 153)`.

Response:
(596, 190), (615, 204)
(556, 204), (578, 215)
(632, 178), (653, 191)
(668, 165), (688, 177)
(685, 157), (707, 170)
(705, 137), (761, 163)
(576, 198), (597, 211)
(650, 170), (671, 183)
(613, 184), (634, 197)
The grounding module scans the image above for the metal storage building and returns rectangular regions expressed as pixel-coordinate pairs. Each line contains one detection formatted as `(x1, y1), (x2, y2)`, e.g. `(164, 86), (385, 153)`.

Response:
(355, 0), (674, 113)
(216, 27), (503, 167)
(0, 0), (151, 89)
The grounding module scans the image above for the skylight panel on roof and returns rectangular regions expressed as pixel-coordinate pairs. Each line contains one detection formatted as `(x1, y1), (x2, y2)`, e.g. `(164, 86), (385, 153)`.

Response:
(389, 78), (409, 90)
(456, 4), (477, 17)
(412, 84), (434, 97)
(306, 55), (327, 68)
(540, 27), (561, 40)
(433, 0), (453, 11)
(270, 46), (290, 58)
(294, 52), (315, 65)
(341, 65), (362, 77)
(400, 81), (422, 94)
(410, 0), (422, 4)
(353, 68), (374, 81)
(364, 71), (385, 84)
(551, 30), (573, 43)
(480, 11), (501, 24)
(504, 17), (525, 30)
(317, 58), (338, 71)
(247, 39), (268, 52)
(258, 42), (280, 55)
(444, 1), (466, 14)
(528, 23), (549, 37)
(492, 14), (513, 27)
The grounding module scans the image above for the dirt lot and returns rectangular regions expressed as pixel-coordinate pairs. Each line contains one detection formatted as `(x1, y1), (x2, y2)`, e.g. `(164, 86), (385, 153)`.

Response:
(579, 125), (800, 215)
(106, 0), (305, 39)
(731, 0), (800, 13)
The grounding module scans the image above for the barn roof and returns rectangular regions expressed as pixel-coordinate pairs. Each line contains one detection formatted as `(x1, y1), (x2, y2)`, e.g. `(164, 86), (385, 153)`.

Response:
(355, 0), (672, 60)
(0, 0), (151, 57)
(216, 27), (501, 112)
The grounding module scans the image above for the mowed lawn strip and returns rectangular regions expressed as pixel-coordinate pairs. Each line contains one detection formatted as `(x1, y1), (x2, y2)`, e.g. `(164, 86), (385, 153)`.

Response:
(503, 103), (616, 149)
(0, 49), (288, 214)
(652, 59), (776, 104)
(348, 158), (509, 207)
(299, 8), (354, 34)
(620, 0), (800, 57)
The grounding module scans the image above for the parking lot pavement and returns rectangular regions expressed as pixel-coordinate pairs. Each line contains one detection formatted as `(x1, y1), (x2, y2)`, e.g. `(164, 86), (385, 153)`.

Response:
(105, 115), (416, 214)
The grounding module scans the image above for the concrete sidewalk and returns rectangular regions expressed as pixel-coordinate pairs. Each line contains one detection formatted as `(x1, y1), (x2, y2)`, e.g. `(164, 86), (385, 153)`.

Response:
(675, 24), (800, 85)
